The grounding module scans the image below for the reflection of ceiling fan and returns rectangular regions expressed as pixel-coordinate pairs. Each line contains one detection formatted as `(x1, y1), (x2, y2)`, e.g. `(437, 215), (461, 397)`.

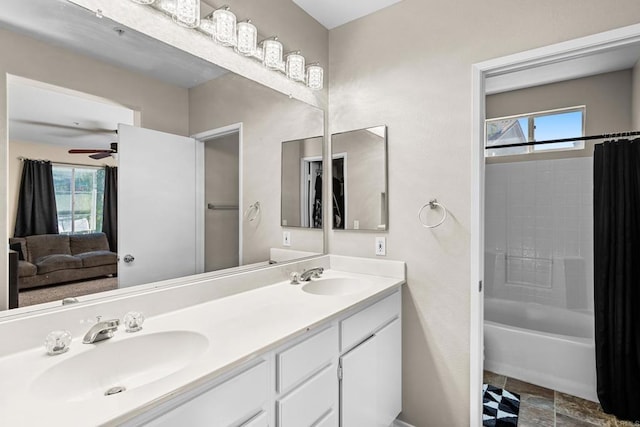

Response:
(69, 142), (118, 159)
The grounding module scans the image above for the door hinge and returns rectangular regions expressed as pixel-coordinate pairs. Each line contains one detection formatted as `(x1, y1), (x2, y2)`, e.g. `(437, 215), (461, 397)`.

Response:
(479, 280), (483, 292)
(337, 363), (343, 381)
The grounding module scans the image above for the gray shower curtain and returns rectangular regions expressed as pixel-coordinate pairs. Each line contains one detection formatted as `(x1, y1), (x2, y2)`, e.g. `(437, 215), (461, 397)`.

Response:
(14, 159), (58, 237)
(593, 138), (640, 422)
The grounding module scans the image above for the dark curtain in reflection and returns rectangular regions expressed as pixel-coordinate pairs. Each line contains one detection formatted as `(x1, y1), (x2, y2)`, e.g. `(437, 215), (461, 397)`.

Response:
(14, 159), (58, 237)
(102, 166), (118, 252)
(593, 138), (640, 422)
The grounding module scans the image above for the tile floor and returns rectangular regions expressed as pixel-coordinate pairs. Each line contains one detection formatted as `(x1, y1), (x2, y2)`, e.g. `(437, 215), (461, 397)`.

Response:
(483, 371), (638, 427)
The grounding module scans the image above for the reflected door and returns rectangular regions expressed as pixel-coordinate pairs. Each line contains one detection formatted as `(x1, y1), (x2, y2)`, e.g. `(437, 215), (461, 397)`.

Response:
(118, 124), (197, 287)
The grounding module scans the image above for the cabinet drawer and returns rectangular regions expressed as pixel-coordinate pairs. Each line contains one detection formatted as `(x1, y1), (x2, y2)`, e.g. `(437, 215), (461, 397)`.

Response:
(277, 325), (338, 393)
(242, 411), (268, 427)
(340, 290), (400, 352)
(144, 360), (268, 427)
(277, 364), (336, 427)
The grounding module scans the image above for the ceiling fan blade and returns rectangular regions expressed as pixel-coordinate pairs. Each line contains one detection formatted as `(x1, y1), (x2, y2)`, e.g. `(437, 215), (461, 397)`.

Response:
(89, 152), (114, 160)
(68, 149), (109, 154)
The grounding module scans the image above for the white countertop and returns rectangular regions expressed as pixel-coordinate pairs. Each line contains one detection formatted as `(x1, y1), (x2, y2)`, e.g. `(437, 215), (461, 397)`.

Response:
(0, 268), (404, 426)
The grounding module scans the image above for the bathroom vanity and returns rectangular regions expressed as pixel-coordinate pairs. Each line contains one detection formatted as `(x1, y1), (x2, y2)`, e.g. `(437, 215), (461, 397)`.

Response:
(0, 255), (404, 426)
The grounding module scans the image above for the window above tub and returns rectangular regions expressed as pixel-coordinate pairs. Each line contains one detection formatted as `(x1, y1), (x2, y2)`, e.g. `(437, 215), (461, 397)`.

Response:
(485, 106), (586, 157)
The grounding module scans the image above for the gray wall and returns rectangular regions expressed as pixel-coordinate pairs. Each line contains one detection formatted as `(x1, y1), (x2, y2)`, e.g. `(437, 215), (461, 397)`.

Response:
(327, 2), (640, 426)
(486, 70), (633, 163)
(205, 133), (240, 271)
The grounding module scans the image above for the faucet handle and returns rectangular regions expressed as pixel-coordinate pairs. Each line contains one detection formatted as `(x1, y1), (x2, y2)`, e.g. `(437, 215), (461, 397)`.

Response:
(290, 272), (301, 285)
(123, 311), (144, 332)
(45, 330), (72, 355)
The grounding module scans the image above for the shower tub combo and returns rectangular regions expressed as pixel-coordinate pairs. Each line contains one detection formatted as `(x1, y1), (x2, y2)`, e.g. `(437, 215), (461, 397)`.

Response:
(484, 297), (597, 401)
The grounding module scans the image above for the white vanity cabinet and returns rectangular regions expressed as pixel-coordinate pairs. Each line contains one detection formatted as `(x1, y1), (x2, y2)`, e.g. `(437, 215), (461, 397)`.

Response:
(275, 325), (339, 427)
(132, 289), (401, 427)
(340, 291), (402, 427)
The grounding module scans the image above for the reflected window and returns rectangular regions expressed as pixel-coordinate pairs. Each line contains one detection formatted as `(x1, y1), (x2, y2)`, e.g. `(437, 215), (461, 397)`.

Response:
(486, 106), (585, 157)
(52, 165), (105, 234)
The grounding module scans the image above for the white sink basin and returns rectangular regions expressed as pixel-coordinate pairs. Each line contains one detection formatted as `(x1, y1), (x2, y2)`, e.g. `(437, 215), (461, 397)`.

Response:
(302, 277), (369, 296)
(31, 330), (208, 402)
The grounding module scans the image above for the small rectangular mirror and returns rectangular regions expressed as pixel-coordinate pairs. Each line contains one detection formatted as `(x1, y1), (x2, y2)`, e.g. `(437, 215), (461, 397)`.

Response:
(281, 136), (324, 228)
(331, 125), (388, 231)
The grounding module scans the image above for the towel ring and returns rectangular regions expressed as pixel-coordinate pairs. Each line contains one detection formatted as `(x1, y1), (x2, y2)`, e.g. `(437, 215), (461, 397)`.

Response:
(244, 201), (261, 222)
(418, 199), (447, 228)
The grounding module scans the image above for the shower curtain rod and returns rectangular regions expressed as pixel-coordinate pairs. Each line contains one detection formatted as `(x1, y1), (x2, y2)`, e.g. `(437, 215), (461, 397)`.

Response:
(486, 130), (640, 150)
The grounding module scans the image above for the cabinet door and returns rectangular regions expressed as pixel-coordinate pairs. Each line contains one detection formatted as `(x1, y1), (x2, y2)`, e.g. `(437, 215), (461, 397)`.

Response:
(376, 318), (402, 426)
(340, 318), (401, 427)
(340, 335), (378, 427)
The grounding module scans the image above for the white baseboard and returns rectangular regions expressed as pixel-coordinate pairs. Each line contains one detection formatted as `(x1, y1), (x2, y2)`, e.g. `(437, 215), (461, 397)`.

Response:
(392, 419), (416, 427)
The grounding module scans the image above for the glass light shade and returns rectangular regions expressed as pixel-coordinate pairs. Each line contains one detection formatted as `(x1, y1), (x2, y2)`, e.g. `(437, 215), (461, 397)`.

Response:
(286, 52), (306, 82)
(173, 0), (199, 28)
(153, 0), (175, 14)
(130, 0), (155, 4)
(199, 15), (215, 35)
(213, 8), (237, 46)
(306, 64), (324, 90)
(251, 45), (264, 62)
(262, 38), (283, 70)
(236, 20), (257, 56)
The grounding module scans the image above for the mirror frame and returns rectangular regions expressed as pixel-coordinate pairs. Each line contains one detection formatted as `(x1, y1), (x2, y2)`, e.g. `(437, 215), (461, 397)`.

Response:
(330, 125), (388, 232)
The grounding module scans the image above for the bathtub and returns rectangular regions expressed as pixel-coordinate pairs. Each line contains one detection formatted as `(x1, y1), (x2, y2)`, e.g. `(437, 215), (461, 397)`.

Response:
(484, 298), (598, 401)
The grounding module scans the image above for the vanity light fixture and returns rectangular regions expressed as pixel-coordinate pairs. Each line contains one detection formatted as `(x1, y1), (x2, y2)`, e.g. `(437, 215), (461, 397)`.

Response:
(306, 63), (324, 90)
(132, 2), (324, 90)
(173, 0), (200, 28)
(212, 6), (237, 47)
(262, 37), (284, 71)
(236, 20), (257, 56)
(285, 51), (306, 82)
(199, 13), (215, 36)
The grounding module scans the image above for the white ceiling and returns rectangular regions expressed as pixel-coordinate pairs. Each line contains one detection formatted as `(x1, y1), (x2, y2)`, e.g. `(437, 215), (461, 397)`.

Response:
(8, 78), (134, 150)
(0, 0), (227, 89)
(292, 0), (404, 29)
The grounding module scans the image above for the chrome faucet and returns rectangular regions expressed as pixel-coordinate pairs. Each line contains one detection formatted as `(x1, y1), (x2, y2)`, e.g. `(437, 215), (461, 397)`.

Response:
(300, 267), (324, 281)
(83, 317), (120, 344)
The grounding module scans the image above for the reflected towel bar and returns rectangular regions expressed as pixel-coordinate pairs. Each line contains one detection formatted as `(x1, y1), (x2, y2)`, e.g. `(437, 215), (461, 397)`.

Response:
(207, 204), (239, 210)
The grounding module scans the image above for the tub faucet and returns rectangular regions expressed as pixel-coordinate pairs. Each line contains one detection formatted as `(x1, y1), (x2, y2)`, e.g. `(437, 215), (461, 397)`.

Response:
(83, 317), (120, 344)
(300, 267), (324, 281)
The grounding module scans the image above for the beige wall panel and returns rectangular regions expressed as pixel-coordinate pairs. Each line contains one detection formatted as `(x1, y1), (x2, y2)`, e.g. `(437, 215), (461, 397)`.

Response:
(328, 1), (640, 425)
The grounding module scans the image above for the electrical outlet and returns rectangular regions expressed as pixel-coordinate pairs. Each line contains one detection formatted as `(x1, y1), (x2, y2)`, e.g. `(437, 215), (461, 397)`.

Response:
(283, 231), (291, 247)
(375, 236), (386, 256)
(353, 220), (359, 229)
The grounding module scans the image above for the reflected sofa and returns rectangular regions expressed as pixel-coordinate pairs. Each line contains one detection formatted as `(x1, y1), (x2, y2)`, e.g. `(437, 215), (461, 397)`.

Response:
(8, 232), (117, 290)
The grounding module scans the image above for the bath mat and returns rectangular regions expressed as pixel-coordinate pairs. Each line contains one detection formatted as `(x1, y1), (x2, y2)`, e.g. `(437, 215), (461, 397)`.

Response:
(482, 384), (520, 427)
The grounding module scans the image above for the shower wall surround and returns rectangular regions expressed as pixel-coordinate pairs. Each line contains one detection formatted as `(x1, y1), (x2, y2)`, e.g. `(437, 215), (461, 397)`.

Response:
(485, 157), (593, 310)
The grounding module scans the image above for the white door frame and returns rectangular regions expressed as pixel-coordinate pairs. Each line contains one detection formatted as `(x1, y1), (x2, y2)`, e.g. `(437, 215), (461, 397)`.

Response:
(192, 122), (243, 272)
(300, 155), (322, 227)
(470, 23), (640, 425)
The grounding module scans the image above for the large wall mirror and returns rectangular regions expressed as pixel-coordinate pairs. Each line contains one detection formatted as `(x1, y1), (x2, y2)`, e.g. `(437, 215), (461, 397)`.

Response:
(1, 0), (325, 314)
(331, 125), (388, 231)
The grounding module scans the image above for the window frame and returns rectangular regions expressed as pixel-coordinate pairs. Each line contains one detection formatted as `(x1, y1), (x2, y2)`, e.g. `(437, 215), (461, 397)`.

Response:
(52, 163), (105, 235)
(485, 105), (586, 156)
